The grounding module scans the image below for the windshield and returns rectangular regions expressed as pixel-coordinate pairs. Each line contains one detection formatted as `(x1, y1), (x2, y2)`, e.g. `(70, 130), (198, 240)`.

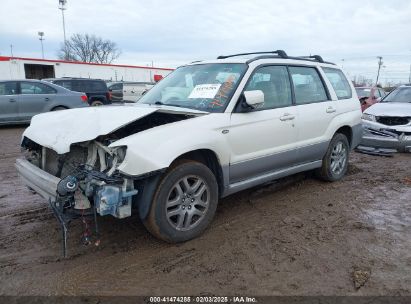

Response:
(355, 88), (373, 98)
(139, 63), (247, 112)
(382, 87), (411, 103)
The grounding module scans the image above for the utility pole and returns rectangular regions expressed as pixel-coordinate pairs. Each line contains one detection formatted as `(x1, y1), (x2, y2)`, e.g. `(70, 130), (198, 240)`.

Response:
(58, 0), (68, 58)
(38, 32), (45, 59)
(376, 56), (383, 85)
(409, 64), (411, 84)
(10, 44), (14, 57)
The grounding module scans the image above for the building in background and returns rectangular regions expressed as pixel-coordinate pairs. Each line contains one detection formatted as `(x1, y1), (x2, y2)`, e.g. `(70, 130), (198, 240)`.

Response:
(0, 56), (173, 82)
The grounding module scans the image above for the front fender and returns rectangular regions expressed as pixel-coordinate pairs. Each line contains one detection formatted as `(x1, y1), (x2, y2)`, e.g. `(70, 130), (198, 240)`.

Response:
(110, 113), (231, 176)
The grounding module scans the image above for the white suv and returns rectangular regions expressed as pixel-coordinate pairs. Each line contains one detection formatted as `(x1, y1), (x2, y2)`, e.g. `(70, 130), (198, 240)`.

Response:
(17, 50), (362, 246)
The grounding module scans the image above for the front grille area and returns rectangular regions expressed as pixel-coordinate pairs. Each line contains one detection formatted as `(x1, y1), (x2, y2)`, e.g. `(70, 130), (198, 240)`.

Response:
(376, 116), (411, 126)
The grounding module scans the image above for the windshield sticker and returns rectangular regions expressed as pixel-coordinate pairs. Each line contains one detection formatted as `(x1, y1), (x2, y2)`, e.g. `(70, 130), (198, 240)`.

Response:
(188, 84), (221, 99)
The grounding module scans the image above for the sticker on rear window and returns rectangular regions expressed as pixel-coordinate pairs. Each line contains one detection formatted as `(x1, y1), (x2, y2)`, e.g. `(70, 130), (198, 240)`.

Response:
(188, 84), (221, 99)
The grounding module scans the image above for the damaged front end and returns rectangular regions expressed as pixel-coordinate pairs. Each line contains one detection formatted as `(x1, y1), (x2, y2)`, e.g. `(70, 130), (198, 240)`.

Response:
(357, 116), (411, 155)
(15, 106), (203, 256)
(20, 138), (138, 218)
(17, 138), (138, 256)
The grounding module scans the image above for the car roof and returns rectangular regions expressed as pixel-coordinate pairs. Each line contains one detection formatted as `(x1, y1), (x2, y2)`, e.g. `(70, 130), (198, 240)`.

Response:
(0, 79), (48, 82)
(43, 78), (105, 81)
(185, 57), (338, 70)
(184, 50), (337, 68)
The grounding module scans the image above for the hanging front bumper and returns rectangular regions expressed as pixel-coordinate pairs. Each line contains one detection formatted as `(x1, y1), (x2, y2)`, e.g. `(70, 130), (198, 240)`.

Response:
(15, 158), (60, 202)
(357, 126), (411, 153)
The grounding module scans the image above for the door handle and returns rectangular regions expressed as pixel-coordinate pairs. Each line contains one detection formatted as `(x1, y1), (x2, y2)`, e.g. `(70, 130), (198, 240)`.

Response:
(279, 113), (295, 121)
(9, 98), (16, 102)
(326, 106), (336, 113)
(44, 97), (50, 101)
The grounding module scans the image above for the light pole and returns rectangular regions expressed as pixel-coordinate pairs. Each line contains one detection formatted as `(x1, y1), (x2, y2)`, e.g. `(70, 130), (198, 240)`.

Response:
(10, 44), (14, 57)
(38, 32), (45, 59)
(376, 56), (383, 85)
(58, 0), (68, 58)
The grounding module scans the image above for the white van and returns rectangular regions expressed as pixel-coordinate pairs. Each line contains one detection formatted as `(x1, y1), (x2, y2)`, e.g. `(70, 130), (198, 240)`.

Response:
(123, 82), (154, 102)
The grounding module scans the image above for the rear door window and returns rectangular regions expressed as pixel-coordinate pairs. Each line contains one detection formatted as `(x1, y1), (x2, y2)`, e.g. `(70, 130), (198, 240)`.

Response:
(289, 66), (328, 104)
(20, 82), (57, 94)
(322, 67), (352, 100)
(0, 82), (18, 95)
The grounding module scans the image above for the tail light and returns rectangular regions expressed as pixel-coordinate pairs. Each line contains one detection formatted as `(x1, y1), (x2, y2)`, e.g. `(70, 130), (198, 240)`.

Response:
(106, 91), (112, 101)
(80, 95), (88, 103)
(154, 74), (163, 82)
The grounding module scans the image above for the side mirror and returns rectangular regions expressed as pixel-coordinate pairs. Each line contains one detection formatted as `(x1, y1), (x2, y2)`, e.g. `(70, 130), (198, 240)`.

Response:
(243, 90), (264, 109)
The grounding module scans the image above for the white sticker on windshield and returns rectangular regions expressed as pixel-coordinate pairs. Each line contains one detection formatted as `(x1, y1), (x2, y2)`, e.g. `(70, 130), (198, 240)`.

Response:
(188, 84), (221, 99)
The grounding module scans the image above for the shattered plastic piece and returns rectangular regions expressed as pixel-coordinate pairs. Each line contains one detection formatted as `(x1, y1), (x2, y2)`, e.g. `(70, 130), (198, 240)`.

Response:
(355, 146), (394, 157)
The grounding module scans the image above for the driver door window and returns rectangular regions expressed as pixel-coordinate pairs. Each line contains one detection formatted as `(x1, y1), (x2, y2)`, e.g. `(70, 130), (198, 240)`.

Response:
(244, 66), (292, 110)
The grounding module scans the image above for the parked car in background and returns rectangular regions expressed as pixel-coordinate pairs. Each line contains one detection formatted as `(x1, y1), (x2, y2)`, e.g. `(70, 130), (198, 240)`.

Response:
(106, 81), (154, 103)
(17, 50), (362, 248)
(355, 86), (387, 112)
(359, 84), (411, 153)
(356, 86), (387, 100)
(123, 82), (155, 102)
(106, 82), (124, 102)
(0, 79), (88, 125)
(43, 78), (112, 106)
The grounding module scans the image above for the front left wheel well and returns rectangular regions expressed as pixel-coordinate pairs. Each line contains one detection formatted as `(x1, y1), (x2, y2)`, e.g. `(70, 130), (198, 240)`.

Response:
(172, 149), (224, 197)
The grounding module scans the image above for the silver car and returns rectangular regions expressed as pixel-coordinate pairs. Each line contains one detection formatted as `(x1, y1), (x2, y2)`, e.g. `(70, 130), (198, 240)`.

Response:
(360, 84), (411, 153)
(0, 79), (89, 125)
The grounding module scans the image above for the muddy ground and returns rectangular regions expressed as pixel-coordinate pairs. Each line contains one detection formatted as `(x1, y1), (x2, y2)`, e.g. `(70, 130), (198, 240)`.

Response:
(0, 126), (410, 296)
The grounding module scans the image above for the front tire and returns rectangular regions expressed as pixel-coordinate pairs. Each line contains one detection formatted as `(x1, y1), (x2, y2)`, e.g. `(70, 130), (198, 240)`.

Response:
(143, 160), (219, 243)
(317, 133), (349, 181)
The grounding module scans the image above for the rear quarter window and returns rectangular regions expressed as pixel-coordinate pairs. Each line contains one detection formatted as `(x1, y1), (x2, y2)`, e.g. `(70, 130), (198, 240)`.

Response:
(322, 67), (352, 100)
(87, 81), (107, 92)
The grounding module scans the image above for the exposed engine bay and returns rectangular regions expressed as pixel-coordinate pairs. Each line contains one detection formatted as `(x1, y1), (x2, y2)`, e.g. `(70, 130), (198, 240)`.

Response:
(19, 111), (195, 256)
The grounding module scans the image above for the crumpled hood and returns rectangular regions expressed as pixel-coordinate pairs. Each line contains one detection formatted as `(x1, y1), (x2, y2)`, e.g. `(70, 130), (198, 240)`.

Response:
(23, 104), (206, 154)
(365, 102), (411, 117)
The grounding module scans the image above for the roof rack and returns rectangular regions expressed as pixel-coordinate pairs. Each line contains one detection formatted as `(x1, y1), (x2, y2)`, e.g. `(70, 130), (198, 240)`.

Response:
(217, 50), (335, 65)
(217, 50), (288, 60)
(298, 55), (324, 63)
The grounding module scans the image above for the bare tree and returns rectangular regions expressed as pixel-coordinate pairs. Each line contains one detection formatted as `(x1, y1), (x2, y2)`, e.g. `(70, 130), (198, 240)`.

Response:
(58, 33), (121, 63)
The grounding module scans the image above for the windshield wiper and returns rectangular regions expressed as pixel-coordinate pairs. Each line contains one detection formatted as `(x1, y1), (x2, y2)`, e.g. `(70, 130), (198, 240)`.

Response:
(152, 101), (189, 109)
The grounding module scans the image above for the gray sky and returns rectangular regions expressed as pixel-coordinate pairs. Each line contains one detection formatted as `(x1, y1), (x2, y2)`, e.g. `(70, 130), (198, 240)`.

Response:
(1, 0), (410, 84)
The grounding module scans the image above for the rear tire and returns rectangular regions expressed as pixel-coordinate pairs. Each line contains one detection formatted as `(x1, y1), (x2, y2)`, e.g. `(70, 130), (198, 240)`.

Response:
(143, 160), (219, 243)
(51, 106), (67, 111)
(90, 100), (104, 106)
(316, 133), (349, 182)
